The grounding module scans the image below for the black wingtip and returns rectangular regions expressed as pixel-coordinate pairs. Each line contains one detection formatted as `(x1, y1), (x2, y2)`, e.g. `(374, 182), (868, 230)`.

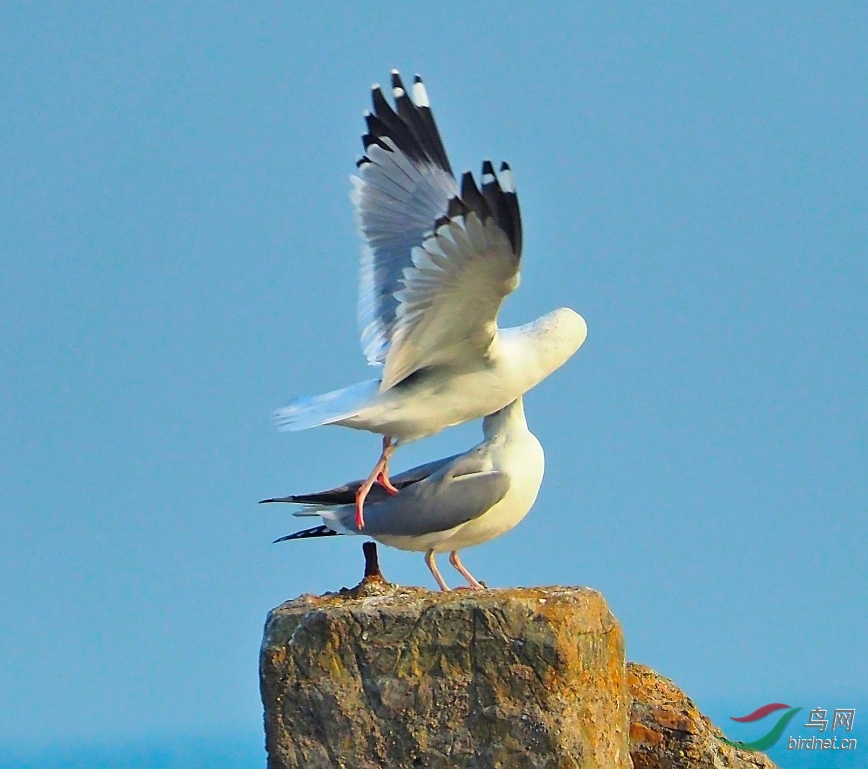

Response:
(443, 162), (521, 256)
(460, 170), (478, 197)
(360, 70), (452, 177)
(445, 195), (469, 221)
(273, 525), (341, 543)
(459, 171), (492, 220)
(371, 85), (392, 115)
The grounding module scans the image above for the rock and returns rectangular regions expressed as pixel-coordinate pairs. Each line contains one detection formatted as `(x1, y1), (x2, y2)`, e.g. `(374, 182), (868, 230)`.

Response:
(260, 577), (630, 769)
(627, 663), (779, 769)
(259, 563), (780, 769)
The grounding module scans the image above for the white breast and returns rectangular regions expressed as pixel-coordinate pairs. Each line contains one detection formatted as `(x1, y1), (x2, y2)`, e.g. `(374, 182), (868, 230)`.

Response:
(431, 428), (545, 553)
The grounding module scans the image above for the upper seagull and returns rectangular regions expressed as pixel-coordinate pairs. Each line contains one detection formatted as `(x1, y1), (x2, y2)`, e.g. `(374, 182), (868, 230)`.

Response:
(275, 70), (587, 528)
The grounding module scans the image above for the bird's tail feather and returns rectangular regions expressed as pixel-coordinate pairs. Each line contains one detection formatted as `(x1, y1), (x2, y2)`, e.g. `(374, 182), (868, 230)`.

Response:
(273, 379), (379, 432)
(293, 505), (334, 517)
(289, 505), (355, 535)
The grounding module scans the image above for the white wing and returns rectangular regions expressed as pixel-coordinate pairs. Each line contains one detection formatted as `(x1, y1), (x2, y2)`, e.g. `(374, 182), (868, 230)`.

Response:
(351, 72), (524, 391)
(380, 165), (523, 391)
(353, 71), (458, 367)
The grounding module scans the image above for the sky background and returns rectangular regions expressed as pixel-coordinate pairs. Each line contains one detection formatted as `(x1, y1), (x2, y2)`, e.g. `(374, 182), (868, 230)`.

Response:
(1, 3), (866, 766)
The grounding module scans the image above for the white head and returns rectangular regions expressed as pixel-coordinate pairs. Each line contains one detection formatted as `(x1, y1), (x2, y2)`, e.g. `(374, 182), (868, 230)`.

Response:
(532, 306), (587, 360)
(500, 307), (587, 387)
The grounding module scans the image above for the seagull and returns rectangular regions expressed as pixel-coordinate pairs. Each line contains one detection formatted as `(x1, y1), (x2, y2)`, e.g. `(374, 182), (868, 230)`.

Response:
(275, 70), (586, 529)
(263, 398), (544, 591)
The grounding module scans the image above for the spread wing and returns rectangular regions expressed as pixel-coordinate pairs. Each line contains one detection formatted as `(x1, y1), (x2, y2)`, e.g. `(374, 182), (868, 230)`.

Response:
(381, 167), (522, 390)
(353, 71), (458, 367)
(352, 71), (523, 392)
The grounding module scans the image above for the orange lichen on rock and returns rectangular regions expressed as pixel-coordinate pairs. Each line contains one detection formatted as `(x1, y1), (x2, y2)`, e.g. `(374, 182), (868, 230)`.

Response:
(627, 663), (779, 769)
(261, 584), (630, 769)
(258, 573), (780, 769)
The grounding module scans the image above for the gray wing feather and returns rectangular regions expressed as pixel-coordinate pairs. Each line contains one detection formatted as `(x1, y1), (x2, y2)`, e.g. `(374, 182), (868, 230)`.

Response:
(340, 467), (510, 537)
(261, 453), (462, 507)
(389, 453), (461, 487)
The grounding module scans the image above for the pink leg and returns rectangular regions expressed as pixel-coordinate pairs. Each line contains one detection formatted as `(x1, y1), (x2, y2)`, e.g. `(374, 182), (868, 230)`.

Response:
(377, 470), (399, 495)
(425, 549), (450, 592)
(376, 437), (399, 495)
(449, 551), (485, 589)
(354, 437), (396, 530)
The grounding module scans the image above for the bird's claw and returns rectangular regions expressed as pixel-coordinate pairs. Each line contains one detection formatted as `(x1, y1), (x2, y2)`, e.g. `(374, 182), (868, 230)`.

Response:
(377, 471), (399, 495)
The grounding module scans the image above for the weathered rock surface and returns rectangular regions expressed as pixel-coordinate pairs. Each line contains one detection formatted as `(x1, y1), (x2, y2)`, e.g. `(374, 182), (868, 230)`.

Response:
(259, 571), (779, 769)
(628, 663), (778, 769)
(260, 578), (630, 768)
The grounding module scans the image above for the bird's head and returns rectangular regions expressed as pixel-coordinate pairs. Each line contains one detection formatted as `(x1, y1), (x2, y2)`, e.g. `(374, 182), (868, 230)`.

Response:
(527, 307), (588, 369)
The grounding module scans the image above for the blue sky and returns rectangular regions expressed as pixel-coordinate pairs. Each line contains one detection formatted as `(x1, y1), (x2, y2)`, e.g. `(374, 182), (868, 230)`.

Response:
(1, 1), (865, 760)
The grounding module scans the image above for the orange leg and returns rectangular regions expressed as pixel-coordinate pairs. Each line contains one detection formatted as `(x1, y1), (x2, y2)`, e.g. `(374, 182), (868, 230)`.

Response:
(354, 437), (396, 530)
(376, 436), (399, 494)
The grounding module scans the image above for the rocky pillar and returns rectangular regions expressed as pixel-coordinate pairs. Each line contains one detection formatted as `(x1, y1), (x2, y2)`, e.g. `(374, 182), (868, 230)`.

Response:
(260, 579), (630, 769)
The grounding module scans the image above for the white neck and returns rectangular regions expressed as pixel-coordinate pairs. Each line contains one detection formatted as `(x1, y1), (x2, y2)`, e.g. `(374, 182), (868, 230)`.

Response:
(482, 398), (529, 440)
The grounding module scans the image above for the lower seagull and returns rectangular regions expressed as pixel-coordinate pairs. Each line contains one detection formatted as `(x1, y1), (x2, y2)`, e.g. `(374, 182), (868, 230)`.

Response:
(261, 398), (544, 591)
